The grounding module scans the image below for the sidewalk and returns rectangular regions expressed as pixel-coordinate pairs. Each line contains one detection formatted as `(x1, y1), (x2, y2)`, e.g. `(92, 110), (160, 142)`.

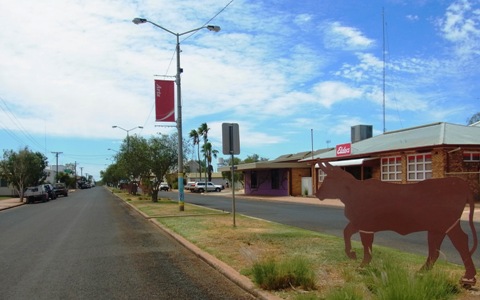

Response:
(0, 198), (24, 211)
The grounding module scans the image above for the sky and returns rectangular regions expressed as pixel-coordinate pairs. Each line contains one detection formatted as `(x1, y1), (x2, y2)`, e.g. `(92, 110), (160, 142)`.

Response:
(1, 0), (479, 180)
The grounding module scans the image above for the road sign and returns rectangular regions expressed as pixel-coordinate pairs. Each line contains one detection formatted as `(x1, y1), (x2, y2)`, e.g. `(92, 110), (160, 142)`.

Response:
(222, 123), (240, 155)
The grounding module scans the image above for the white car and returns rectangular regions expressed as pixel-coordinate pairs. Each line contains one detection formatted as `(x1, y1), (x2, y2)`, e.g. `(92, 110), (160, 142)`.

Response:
(192, 182), (223, 193)
(160, 182), (169, 191)
(185, 182), (196, 191)
(24, 185), (49, 204)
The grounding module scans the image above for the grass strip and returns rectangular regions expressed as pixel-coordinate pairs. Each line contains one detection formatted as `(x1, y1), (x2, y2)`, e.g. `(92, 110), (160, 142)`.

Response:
(114, 190), (474, 300)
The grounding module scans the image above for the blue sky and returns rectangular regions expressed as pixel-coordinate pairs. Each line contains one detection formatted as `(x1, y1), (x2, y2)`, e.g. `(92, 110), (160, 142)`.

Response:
(1, 0), (479, 180)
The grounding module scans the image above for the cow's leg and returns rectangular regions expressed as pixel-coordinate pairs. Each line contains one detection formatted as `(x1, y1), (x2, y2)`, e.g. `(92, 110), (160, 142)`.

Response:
(447, 222), (477, 285)
(421, 231), (445, 271)
(359, 231), (374, 267)
(343, 222), (358, 260)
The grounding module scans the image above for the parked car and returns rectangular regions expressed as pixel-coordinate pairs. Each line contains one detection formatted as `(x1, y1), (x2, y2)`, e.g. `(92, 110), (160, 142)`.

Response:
(160, 182), (169, 191)
(185, 182), (196, 191)
(78, 181), (90, 189)
(192, 182), (223, 193)
(53, 183), (68, 197)
(43, 184), (57, 200)
(24, 185), (49, 204)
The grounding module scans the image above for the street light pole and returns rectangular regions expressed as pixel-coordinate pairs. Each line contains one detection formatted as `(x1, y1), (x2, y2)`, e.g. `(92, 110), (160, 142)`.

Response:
(112, 125), (143, 151)
(132, 18), (220, 211)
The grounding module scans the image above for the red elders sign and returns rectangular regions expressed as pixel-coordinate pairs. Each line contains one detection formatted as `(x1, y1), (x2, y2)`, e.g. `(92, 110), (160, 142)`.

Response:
(336, 143), (351, 157)
(155, 80), (175, 122)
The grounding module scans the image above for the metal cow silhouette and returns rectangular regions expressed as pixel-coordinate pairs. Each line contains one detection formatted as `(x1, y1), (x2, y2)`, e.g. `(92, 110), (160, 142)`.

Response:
(315, 162), (478, 286)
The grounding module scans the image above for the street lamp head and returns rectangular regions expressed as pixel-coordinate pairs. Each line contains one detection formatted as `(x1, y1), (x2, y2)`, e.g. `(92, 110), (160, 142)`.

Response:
(138, 126), (144, 129)
(132, 18), (148, 25)
(112, 125), (117, 128)
(206, 25), (221, 32)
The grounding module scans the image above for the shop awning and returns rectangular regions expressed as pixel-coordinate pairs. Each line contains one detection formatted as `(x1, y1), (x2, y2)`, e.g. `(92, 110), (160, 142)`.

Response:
(315, 157), (379, 168)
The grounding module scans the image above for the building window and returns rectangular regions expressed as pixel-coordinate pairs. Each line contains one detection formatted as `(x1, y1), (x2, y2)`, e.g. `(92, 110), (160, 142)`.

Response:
(464, 151), (480, 162)
(407, 154), (432, 181)
(0, 178), (7, 187)
(251, 171), (257, 188)
(317, 169), (326, 183)
(271, 170), (279, 189)
(381, 156), (402, 181)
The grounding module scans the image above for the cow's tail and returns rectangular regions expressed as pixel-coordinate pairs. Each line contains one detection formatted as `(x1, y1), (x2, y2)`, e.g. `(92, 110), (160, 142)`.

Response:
(468, 192), (478, 256)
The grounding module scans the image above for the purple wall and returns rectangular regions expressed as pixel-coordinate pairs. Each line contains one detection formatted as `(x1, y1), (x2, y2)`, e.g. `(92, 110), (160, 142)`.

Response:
(244, 169), (289, 196)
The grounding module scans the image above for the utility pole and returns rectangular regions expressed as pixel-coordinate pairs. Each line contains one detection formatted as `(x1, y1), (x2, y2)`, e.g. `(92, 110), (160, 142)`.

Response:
(51, 151), (63, 183)
(74, 161), (77, 179)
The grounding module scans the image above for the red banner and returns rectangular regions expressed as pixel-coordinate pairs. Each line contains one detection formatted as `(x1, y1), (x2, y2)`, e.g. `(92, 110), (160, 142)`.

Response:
(155, 80), (175, 122)
(336, 143), (351, 157)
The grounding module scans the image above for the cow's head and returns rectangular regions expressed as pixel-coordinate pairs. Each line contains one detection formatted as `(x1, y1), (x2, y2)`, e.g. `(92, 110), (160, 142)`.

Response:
(315, 161), (353, 201)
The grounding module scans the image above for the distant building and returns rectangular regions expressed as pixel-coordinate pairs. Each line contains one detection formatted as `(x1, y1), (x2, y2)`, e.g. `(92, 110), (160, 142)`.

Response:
(45, 165), (66, 183)
(219, 149), (332, 196)
(0, 178), (17, 197)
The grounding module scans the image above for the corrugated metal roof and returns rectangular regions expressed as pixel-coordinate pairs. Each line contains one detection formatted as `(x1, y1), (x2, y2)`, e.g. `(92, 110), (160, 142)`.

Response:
(305, 122), (480, 160)
(272, 148), (331, 162)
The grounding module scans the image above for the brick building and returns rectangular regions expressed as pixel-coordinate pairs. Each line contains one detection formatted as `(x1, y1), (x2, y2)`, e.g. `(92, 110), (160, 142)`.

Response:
(308, 122), (480, 199)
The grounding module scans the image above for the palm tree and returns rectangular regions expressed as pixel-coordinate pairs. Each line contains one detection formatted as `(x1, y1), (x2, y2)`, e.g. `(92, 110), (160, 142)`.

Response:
(198, 123), (209, 144)
(202, 142), (218, 181)
(198, 123), (210, 181)
(189, 129), (201, 180)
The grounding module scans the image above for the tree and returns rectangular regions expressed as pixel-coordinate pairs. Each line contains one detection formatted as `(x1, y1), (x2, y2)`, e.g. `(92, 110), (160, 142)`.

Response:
(467, 112), (480, 125)
(198, 123), (209, 179)
(149, 134), (177, 202)
(202, 141), (218, 181)
(101, 163), (128, 187)
(244, 154), (269, 163)
(0, 147), (48, 201)
(221, 156), (244, 188)
(116, 134), (150, 192)
(189, 129), (202, 180)
(56, 171), (76, 189)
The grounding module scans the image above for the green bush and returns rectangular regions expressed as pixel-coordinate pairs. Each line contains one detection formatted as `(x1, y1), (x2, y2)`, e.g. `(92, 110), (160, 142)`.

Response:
(251, 256), (316, 290)
(365, 260), (460, 300)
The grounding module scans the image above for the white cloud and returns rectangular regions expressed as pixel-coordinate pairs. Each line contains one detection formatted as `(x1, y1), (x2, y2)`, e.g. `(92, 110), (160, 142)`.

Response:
(312, 81), (364, 108)
(294, 13), (313, 26)
(438, 0), (480, 57)
(335, 53), (383, 82)
(323, 21), (375, 51)
(406, 14), (419, 22)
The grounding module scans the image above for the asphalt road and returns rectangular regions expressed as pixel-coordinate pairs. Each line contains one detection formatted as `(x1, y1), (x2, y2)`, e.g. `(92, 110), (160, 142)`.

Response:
(0, 188), (254, 300)
(175, 191), (480, 268)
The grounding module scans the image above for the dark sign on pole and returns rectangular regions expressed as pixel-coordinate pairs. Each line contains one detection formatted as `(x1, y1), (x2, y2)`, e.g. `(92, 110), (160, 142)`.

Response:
(222, 123), (240, 155)
(222, 123), (240, 227)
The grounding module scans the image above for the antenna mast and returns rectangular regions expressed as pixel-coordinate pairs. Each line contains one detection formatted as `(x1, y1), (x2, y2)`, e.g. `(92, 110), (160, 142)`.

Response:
(382, 7), (386, 133)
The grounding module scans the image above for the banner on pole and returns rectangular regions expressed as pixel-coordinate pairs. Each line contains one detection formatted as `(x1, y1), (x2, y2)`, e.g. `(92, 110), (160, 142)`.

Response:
(154, 80), (175, 122)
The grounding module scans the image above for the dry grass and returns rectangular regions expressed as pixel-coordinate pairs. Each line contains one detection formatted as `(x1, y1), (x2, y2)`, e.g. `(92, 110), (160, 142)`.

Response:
(115, 190), (476, 300)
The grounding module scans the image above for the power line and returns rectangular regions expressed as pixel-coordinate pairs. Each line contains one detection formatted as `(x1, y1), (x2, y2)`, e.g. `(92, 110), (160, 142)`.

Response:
(0, 96), (46, 152)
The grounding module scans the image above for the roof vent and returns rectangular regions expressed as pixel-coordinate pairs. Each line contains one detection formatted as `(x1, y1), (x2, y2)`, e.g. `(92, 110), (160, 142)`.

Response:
(351, 125), (372, 143)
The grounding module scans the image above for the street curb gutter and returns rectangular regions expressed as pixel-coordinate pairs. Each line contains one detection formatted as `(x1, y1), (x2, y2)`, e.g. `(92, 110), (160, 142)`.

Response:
(123, 200), (281, 300)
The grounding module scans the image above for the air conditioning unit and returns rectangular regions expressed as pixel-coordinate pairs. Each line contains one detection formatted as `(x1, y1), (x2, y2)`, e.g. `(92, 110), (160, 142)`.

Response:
(351, 125), (372, 143)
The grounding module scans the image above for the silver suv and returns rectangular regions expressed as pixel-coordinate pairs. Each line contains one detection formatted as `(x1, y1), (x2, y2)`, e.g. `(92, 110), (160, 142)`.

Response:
(192, 182), (223, 193)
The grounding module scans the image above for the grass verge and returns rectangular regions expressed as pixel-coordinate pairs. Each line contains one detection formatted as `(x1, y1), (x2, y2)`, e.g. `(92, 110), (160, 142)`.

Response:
(113, 190), (476, 300)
